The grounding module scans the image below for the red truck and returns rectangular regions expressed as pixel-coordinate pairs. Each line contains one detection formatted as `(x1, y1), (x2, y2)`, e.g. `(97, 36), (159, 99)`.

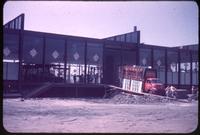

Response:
(121, 65), (165, 95)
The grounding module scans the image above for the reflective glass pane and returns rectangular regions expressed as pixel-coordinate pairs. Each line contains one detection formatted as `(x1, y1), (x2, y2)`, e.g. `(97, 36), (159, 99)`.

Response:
(3, 33), (19, 80)
(116, 36), (121, 41)
(3, 63), (7, 80)
(180, 51), (190, 85)
(153, 49), (165, 83)
(131, 32), (138, 43)
(23, 36), (43, 64)
(3, 34), (19, 60)
(139, 48), (152, 67)
(67, 40), (85, 64)
(66, 40), (85, 83)
(44, 38), (65, 82)
(86, 42), (103, 84)
(45, 38), (65, 64)
(126, 33), (132, 42)
(87, 42), (103, 65)
(120, 35), (125, 42)
(18, 16), (21, 29)
(192, 72), (198, 85)
(192, 52), (198, 85)
(15, 18), (18, 29)
(167, 51), (178, 84)
(7, 63), (19, 80)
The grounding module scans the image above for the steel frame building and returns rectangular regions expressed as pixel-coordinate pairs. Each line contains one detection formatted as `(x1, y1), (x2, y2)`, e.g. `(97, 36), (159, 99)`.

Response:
(3, 14), (199, 94)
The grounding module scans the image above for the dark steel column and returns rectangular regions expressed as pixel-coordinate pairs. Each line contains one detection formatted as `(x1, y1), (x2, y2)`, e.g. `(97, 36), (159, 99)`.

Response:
(124, 34), (127, 42)
(101, 41), (105, 83)
(151, 48), (154, 68)
(190, 50), (193, 88)
(102, 41), (105, 84)
(136, 45), (140, 65)
(178, 49), (181, 88)
(42, 35), (46, 82)
(64, 39), (67, 83)
(120, 44), (123, 67)
(84, 41), (87, 84)
(165, 48), (168, 86)
(18, 30), (23, 94)
(21, 14), (25, 30)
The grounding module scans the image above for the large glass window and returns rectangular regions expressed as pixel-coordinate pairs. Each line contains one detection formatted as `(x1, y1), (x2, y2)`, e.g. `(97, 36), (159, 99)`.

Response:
(139, 48), (152, 67)
(87, 42), (103, 84)
(22, 35), (43, 82)
(116, 36), (121, 41)
(122, 50), (136, 65)
(67, 40), (85, 83)
(125, 32), (139, 43)
(22, 35), (43, 64)
(192, 52), (198, 85)
(116, 35), (125, 42)
(3, 63), (19, 80)
(180, 50), (191, 85)
(167, 50), (178, 84)
(3, 33), (19, 80)
(44, 38), (65, 82)
(153, 49), (165, 83)
(126, 33), (132, 43)
(106, 37), (115, 41)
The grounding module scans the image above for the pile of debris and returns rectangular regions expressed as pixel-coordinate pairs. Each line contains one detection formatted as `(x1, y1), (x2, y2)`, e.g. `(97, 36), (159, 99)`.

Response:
(104, 89), (175, 104)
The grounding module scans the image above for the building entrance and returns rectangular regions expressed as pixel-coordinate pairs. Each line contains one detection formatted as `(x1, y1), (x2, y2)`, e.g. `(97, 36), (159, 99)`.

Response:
(66, 64), (102, 84)
(66, 64), (85, 83)
(44, 63), (65, 82)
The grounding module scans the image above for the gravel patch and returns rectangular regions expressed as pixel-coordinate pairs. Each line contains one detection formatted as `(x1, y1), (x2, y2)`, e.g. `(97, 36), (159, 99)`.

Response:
(104, 89), (175, 104)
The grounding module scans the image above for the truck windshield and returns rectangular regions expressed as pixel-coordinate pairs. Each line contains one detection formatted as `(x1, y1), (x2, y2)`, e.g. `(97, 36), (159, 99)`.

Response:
(150, 79), (162, 83)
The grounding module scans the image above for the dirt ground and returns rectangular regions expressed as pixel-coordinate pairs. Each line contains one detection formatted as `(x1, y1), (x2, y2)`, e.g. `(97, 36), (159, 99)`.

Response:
(3, 96), (198, 133)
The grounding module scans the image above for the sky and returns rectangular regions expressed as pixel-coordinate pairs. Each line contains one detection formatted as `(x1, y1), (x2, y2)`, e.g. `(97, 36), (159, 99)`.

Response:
(3, 1), (199, 47)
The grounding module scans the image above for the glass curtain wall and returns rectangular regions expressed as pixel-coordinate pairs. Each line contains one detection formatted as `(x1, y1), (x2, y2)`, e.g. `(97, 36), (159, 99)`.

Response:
(126, 32), (139, 43)
(3, 33), (19, 81)
(180, 50), (191, 85)
(153, 49), (166, 83)
(192, 52), (198, 85)
(116, 35), (125, 42)
(67, 40), (85, 83)
(3, 32), (20, 94)
(139, 48), (152, 67)
(87, 42), (103, 84)
(44, 38), (65, 82)
(126, 33), (132, 43)
(167, 50), (178, 85)
(22, 35), (43, 82)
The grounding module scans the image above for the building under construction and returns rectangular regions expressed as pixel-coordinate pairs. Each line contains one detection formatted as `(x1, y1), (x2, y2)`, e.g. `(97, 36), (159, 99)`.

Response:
(3, 14), (199, 97)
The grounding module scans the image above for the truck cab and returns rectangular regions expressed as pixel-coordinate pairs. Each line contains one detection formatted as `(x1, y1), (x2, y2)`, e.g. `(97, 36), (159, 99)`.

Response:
(144, 78), (165, 95)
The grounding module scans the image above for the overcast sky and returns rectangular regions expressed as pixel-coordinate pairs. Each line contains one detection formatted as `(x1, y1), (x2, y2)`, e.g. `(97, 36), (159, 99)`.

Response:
(3, 1), (198, 47)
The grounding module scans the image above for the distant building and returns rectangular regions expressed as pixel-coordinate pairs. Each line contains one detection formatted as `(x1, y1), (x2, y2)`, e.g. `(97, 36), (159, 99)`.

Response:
(3, 14), (198, 93)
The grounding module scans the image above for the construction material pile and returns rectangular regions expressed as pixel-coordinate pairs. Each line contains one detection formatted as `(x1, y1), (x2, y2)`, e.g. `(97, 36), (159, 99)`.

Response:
(104, 89), (175, 104)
